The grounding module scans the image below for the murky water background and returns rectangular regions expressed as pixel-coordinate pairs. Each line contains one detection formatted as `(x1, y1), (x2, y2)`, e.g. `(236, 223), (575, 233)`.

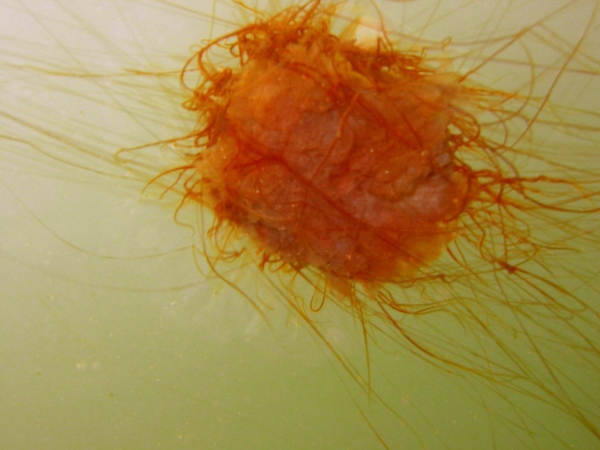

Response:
(1, 1), (599, 448)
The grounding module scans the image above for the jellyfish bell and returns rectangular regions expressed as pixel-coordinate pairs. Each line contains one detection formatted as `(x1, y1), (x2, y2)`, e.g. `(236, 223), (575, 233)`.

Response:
(171, 1), (475, 285)
(0, 0), (599, 449)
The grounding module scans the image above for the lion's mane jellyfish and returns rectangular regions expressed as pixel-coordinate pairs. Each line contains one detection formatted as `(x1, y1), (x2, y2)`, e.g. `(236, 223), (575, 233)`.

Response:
(187, 4), (473, 288)
(2, 0), (599, 448)
(122, 0), (600, 445)
(138, 0), (600, 446)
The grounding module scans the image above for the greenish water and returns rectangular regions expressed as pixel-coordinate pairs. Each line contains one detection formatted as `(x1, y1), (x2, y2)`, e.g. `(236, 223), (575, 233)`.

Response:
(0, 1), (598, 448)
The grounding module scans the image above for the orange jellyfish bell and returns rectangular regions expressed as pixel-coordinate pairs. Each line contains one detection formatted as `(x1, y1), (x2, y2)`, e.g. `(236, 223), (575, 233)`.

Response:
(177, 0), (478, 290)
(142, 2), (600, 443)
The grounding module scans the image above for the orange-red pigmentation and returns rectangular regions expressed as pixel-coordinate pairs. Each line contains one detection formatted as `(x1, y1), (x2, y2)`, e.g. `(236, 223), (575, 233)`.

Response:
(167, 1), (481, 291)
(187, 2), (473, 287)
(107, 2), (600, 444)
(121, 0), (600, 432)
(130, 1), (600, 445)
(153, 0), (599, 314)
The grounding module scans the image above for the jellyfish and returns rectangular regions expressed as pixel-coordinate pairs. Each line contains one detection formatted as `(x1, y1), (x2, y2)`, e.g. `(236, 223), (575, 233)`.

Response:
(0, 0), (598, 448)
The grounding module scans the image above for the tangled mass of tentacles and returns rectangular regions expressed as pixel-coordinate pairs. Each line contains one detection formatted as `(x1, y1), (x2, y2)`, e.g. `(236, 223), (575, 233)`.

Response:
(173, 1), (492, 288)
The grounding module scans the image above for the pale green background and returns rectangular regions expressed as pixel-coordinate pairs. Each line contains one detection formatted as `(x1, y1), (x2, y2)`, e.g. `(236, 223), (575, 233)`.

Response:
(1, 1), (599, 449)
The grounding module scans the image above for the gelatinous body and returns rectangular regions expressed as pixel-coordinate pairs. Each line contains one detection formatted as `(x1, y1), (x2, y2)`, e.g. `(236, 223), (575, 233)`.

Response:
(184, 4), (472, 284)
(0, 1), (599, 449)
